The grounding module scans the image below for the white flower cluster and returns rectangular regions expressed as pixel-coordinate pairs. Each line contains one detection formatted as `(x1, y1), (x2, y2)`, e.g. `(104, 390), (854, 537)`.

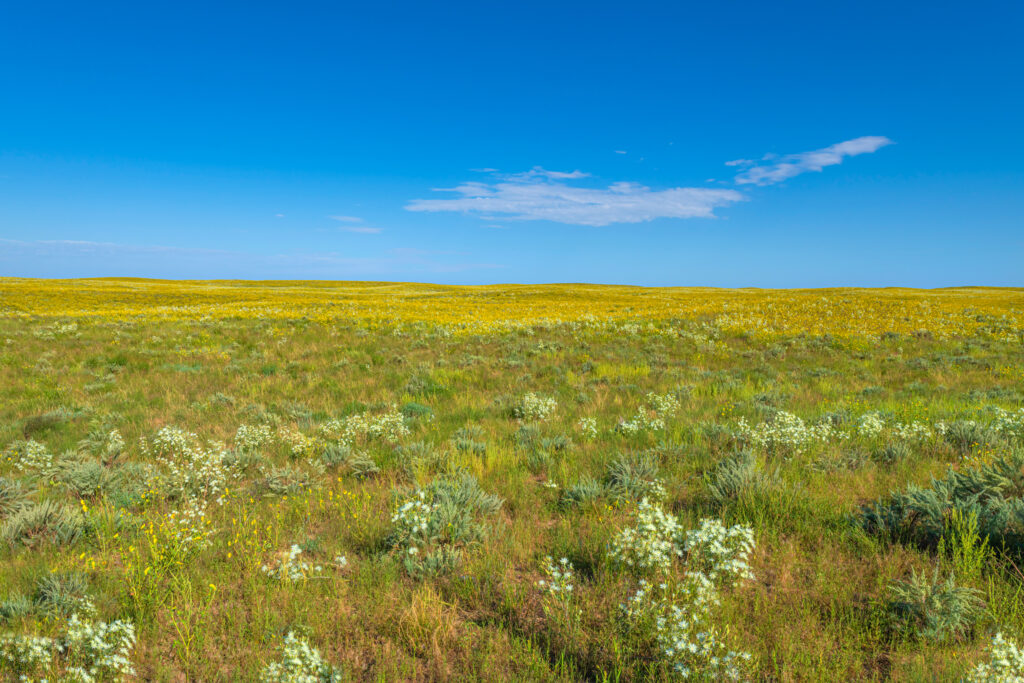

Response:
(277, 426), (317, 458)
(261, 545), (323, 582)
(515, 393), (558, 422)
(392, 489), (435, 528)
(259, 631), (342, 683)
(0, 632), (53, 672)
(616, 410), (665, 435)
(889, 421), (934, 441)
(608, 503), (756, 678)
(736, 411), (844, 455)
(145, 426), (235, 503)
(647, 392), (682, 417)
(0, 612), (136, 682)
(993, 408), (1024, 440)
(577, 417), (598, 440)
(609, 500), (756, 586)
(390, 490), (437, 556)
(537, 556), (575, 600)
(32, 321), (80, 339)
(7, 439), (55, 475)
(164, 498), (215, 552)
(640, 478), (670, 503)
(968, 631), (1024, 682)
(148, 425), (197, 456)
(856, 412), (886, 438)
(235, 424), (276, 452)
(622, 577), (750, 680)
(64, 613), (137, 682)
(683, 519), (756, 586)
(737, 409), (1022, 454)
(856, 413), (936, 442)
(103, 429), (126, 458)
(616, 393), (681, 435)
(608, 499), (683, 573)
(319, 406), (410, 445)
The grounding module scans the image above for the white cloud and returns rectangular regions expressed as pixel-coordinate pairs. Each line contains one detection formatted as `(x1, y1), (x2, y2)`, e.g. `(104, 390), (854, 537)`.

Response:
(733, 136), (893, 186)
(328, 215), (363, 223)
(274, 213), (285, 218)
(406, 167), (744, 227)
(508, 166), (589, 180)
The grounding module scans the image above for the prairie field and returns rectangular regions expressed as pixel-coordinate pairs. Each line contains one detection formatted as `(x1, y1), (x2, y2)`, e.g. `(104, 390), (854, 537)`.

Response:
(2, 278), (1024, 681)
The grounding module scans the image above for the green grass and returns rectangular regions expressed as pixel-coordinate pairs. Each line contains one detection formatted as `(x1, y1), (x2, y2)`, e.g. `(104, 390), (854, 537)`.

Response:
(0, 313), (1021, 680)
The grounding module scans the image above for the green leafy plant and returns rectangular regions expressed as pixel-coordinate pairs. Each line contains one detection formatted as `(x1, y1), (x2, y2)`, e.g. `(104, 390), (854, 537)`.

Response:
(707, 450), (775, 505)
(886, 566), (982, 642)
(604, 453), (665, 502)
(2, 501), (86, 548)
(388, 474), (502, 576)
(0, 478), (28, 518)
(558, 476), (603, 509)
(859, 452), (1024, 560)
(33, 572), (92, 616)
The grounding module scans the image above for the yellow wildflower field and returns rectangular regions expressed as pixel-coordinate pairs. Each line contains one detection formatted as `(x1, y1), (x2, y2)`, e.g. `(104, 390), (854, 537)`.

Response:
(2, 278), (1022, 339)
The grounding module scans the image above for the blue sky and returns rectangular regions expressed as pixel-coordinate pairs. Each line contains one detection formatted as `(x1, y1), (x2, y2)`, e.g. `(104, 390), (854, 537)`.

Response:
(1, 1), (1021, 286)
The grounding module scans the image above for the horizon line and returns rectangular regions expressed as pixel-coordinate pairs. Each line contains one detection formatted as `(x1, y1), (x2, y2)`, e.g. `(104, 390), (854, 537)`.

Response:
(0, 276), (1021, 292)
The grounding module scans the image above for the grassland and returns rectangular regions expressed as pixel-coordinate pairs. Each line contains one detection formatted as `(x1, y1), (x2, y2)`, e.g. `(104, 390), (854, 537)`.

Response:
(0, 278), (1022, 681)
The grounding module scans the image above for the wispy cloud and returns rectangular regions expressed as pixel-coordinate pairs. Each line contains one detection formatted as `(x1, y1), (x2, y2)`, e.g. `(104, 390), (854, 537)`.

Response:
(328, 215), (383, 233)
(0, 238), (502, 277)
(517, 167), (588, 180)
(0, 238), (235, 257)
(406, 167), (744, 227)
(733, 136), (893, 186)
